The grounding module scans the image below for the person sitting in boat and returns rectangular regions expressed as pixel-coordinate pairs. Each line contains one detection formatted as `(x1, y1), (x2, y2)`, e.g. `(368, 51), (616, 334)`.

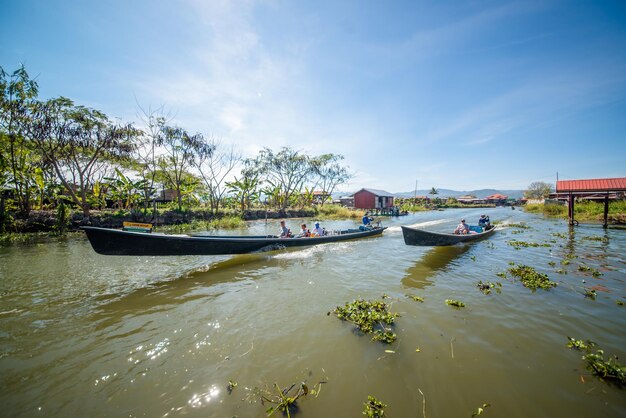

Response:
(362, 212), (374, 227)
(478, 214), (491, 230)
(296, 223), (310, 238)
(454, 219), (470, 235)
(311, 222), (324, 237)
(279, 220), (291, 238)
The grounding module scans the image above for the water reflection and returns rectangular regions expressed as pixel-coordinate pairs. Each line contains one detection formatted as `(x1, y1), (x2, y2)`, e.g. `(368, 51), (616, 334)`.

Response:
(401, 245), (470, 288)
(90, 254), (269, 328)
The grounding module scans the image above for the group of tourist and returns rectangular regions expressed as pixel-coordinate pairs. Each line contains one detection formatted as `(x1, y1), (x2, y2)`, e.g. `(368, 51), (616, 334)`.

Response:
(279, 220), (325, 238)
(280, 212), (490, 238)
(453, 214), (491, 235)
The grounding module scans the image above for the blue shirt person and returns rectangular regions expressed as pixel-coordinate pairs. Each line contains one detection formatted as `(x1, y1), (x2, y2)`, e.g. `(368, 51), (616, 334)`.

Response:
(478, 215), (491, 229)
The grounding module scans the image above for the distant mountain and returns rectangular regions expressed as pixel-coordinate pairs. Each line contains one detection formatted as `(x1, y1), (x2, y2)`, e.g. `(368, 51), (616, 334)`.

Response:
(334, 188), (524, 199)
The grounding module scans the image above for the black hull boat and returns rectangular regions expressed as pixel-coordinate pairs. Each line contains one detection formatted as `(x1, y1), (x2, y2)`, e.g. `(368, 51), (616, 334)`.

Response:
(401, 225), (495, 246)
(82, 226), (386, 256)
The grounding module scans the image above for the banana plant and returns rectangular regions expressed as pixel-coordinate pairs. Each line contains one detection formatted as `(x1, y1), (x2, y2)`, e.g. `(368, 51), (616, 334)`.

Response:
(104, 168), (147, 209)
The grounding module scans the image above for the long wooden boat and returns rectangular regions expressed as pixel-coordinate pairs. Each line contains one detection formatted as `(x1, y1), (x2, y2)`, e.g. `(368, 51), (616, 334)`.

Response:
(401, 225), (496, 246)
(82, 226), (387, 256)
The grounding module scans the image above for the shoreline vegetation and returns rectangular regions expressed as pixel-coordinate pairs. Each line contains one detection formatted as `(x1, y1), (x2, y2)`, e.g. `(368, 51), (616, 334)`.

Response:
(524, 201), (626, 225)
(1, 199), (625, 242)
(4, 65), (623, 241)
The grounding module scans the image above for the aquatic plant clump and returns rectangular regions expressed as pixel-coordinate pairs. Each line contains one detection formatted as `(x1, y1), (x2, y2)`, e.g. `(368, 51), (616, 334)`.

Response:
(251, 381), (323, 417)
(507, 240), (552, 249)
(565, 337), (625, 386)
(583, 350), (626, 386)
(333, 299), (400, 344)
(578, 264), (603, 277)
(477, 281), (502, 295)
(363, 395), (387, 417)
(445, 299), (465, 308)
(407, 294), (425, 302)
(566, 337), (597, 351)
(471, 403), (491, 417)
(508, 264), (557, 291)
(508, 223), (530, 229)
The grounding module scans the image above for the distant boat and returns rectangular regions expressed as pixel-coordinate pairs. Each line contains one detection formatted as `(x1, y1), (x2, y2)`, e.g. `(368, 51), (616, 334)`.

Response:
(401, 225), (496, 246)
(82, 226), (386, 256)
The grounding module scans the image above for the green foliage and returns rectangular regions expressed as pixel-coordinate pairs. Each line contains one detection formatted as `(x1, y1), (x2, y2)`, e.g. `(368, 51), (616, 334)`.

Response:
(508, 264), (557, 291)
(227, 166), (259, 213)
(104, 168), (148, 210)
(471, 403), (491, 417)
(524, 181), (553, 199)
(582, 350), (626, 386)
(407, 294), (424, 302)
(316, 204), (360, 219)
(54, 199), (69, 234)
(508, 223), (530, 229)
(525, 200), (626, 223)
(476, 281), (502, 295)
(583, 289), (597, 300)
(159, 216), (245, 233)
(507, 240), (551, 249)
(227, 380), (237, 394)
(566, 337), (596, 351)
(578, 264), (603, 277)
(363, 395), (386, 418)
(581, 235), (608, 243)
(566, 337), (626, 386)
(334, 298), (399, 344)
(254, 381), (321, 417)
(445, 299), (465, 307)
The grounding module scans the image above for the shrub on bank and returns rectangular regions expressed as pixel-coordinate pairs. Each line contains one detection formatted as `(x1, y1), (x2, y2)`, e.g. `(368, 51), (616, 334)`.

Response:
(316, 204), (361, 219)
(523, 200), (625, 224)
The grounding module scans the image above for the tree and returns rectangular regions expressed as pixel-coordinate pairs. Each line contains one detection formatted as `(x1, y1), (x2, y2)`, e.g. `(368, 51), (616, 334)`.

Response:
(157, 125), (213, 211)
(135, 104), (170, 217)
(196, 139), (240, 215)
(310, 153), (351, 206)
(226, 165), (259, 213)
(429, 187), (439, 200)
(104, 168), (148, 210)
(525, 181), (553, 199)
(0, 65), (40, 217)
(29, 97), (141, 217)
(252, 147), (312, 210)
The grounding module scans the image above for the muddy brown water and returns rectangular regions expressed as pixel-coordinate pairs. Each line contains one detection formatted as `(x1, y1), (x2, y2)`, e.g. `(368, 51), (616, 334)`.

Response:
(1, 207), (625, 417)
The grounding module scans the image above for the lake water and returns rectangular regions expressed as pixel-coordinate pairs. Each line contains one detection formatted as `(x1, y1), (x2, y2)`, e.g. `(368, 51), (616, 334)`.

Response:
(1, 207), (625, 417)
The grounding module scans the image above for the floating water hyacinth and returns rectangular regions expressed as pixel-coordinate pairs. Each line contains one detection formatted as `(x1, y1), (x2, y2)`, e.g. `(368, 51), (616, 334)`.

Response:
(508, 264), (557, 291)
(333, 298), (399, 344)
(363, 395), (386, 418)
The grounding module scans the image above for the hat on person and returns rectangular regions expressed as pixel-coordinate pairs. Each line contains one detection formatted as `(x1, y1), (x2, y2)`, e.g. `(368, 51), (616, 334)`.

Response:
(315, 222), (320, 226)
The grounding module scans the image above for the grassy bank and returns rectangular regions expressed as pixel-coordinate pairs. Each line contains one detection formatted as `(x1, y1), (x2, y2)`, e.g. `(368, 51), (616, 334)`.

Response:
(524, 201), (626, 224)
(158, 216), (247, 233)
(315, 204), (362, 220)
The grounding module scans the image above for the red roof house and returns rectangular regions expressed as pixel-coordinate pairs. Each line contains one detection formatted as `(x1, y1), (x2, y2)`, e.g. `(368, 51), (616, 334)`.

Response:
(353, 188), (394, 210)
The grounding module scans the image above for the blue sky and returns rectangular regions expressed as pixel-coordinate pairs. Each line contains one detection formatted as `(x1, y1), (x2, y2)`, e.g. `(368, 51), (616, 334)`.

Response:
(2, 0), (625, 192)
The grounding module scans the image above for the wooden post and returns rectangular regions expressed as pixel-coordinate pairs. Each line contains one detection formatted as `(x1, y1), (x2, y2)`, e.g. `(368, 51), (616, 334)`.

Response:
(603, 193), (609, 229)
(568, 193), (575, 226)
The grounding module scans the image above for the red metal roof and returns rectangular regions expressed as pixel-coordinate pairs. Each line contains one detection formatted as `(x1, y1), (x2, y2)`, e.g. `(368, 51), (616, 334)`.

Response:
(486, 193), (508, 199)
(556, 177), (626, 192)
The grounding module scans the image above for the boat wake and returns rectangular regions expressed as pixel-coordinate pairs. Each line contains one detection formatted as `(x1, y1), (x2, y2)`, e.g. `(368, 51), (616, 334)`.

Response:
(404, 219), (451, 229)
(272, 242), (354, 260)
